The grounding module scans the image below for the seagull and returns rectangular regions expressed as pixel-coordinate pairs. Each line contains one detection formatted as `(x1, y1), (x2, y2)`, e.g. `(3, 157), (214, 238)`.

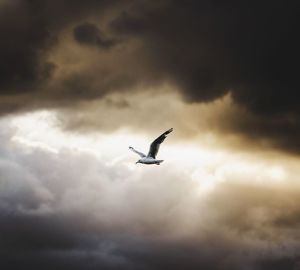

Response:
(129, 128), (173, 165)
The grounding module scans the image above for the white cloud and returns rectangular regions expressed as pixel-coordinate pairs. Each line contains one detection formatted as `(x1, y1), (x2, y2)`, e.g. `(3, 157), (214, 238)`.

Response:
(1, 111), (300, 269)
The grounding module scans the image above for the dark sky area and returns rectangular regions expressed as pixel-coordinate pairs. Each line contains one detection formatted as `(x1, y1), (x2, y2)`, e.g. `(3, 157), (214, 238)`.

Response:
(0, 0), (299, 152)
(1, 0), (300, 269)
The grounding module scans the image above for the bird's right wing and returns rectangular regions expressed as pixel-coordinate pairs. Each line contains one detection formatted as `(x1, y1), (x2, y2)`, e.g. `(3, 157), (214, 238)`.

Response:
(129, 146), (146, 158)
(147, 128), (173, 159)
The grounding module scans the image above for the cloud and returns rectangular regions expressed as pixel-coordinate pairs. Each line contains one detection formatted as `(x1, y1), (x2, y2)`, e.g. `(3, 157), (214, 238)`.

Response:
(1, 2), (299, 267)
(0, 0), (123, 107)
(109, 0), (300, 152)
(0, 0), (299, 153)
(1, 116), (300, 269)
(74, 23), (119, 49)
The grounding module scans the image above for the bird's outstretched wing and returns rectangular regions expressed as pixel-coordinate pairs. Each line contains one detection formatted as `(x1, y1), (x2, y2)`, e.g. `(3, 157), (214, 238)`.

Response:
(129, 146), (146, 158)
(147, 128), (173, 158)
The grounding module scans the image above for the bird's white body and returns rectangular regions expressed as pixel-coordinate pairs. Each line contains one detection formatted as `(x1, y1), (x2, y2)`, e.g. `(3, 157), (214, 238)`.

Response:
(129, 128), (173, 166)
(138, 157), (164, 165)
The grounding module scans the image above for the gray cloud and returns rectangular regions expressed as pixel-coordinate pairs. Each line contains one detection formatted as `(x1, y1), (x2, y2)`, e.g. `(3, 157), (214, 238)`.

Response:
(74, 23), (119, 49)
(1, 0), (299, 154)
(1, 119), (300, 269)
(0, 0), (123, 105)
(1, 2), (300, 268)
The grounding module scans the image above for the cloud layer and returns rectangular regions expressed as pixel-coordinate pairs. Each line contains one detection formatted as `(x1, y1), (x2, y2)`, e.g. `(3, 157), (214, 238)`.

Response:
(1, 2), (300, 268)
(0, 0), (299, 153)
(1, 115), (300, 269)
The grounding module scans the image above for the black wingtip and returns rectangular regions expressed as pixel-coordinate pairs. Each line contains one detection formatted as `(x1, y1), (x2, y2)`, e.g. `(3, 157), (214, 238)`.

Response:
(167, 128), (173, 133)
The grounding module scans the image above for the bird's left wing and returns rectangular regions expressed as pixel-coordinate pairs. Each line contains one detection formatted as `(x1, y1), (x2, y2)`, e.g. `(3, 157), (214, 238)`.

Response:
(129, 146), (146, 158)
(147, 128), (173, 159)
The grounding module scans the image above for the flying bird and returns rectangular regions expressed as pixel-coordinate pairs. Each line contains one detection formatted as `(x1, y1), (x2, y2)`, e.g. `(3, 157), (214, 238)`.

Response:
(129, 128), (173, 165)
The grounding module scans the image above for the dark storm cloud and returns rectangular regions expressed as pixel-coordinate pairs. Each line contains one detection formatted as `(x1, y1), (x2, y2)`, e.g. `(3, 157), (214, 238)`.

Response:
(0, 0), (299, 152)
(111, 0), (299, 109)
(109, 0), (300, 152)
(226, 110), (300, 155)
(258, 257), (300, 270)
(0, 0), (52, 93)
(74, 23), (118, 49)
(0, 0), (120, 96)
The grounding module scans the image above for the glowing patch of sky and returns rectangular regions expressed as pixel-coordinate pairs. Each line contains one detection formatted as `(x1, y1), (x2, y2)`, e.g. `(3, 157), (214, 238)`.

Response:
(8, 111), (291, 195)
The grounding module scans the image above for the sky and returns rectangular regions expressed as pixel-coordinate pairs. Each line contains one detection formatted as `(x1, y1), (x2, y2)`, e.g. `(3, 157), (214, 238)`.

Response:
(0, 0), (300, 269)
